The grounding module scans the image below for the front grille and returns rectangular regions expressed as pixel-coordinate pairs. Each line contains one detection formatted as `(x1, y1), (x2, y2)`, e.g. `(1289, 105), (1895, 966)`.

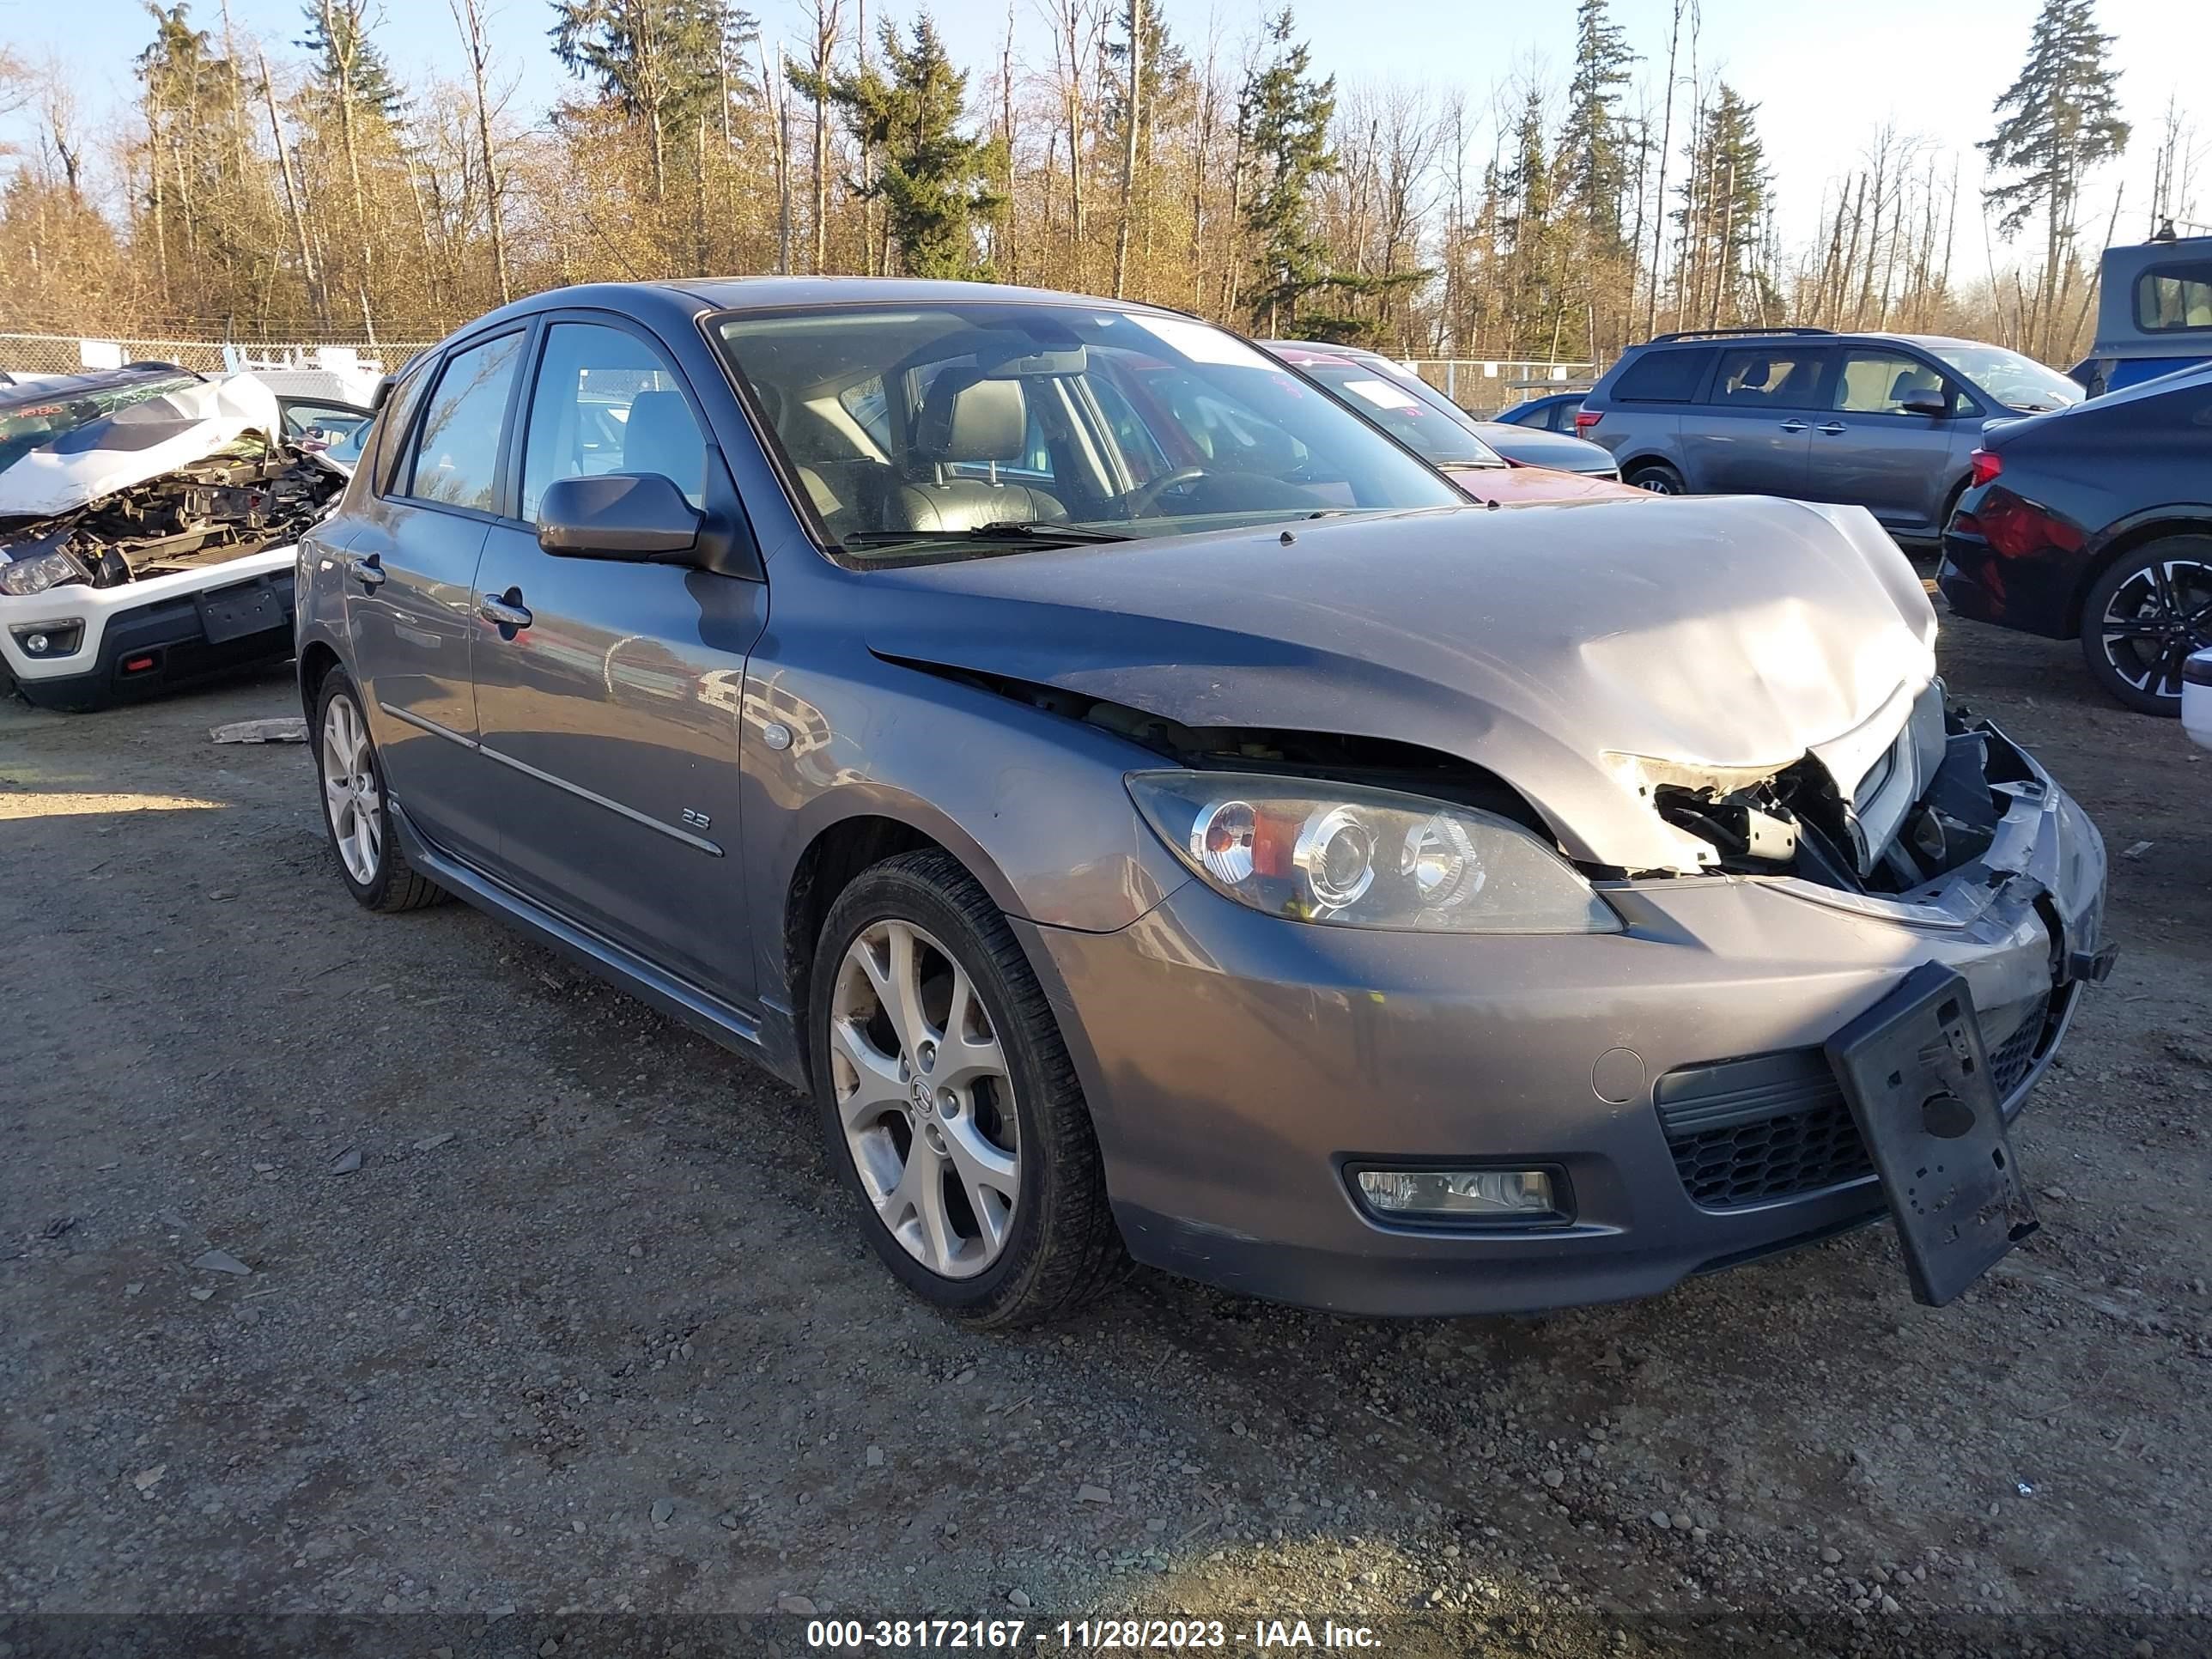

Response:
(1656, 1050), (1874, 1210)
(1657, 993), (2070, 1212)
(1986, 1007), (2045, 1099)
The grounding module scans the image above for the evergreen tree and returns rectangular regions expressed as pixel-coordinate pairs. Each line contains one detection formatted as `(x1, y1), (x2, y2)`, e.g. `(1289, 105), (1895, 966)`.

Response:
(831, 15), (1003, 280)
(550, 0), (755, 197)
(1102, 0), (1189, 163)
(1980, 0), (2128, 349)
(1674, 84), (1770, 326)
(1238, 8), (1336, 334)
(1556, 0), (1634, 249)
(297, 0), (404, 125)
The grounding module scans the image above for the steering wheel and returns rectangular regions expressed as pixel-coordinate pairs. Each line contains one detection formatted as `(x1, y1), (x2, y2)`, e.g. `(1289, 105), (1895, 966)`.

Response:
(1124, 465), (1212, 517)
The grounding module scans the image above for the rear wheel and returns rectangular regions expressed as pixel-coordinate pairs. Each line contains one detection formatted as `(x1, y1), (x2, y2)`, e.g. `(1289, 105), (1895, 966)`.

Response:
(810, 849), (1126, 1328)
(314, 667), (449, 910)
(2078, 536), (2212, 715)
(1626, 461), (1686, 495)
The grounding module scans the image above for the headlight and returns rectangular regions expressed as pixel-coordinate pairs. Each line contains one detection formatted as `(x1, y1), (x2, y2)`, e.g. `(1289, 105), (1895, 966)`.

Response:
(1127, 770), (1621, 933)
(0, 547), (91, 598)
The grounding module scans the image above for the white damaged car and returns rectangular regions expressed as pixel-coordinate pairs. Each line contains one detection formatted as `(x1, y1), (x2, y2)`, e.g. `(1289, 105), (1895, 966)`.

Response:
(0, 364), (349, 710)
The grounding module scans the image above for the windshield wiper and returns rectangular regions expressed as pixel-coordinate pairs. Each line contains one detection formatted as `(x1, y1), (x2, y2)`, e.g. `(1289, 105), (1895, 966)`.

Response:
(841, 521), (1133, 550)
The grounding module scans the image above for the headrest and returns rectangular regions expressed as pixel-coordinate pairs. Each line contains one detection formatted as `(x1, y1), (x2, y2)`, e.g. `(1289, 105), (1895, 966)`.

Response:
(623, 390), (706, 497)
(916, 368), (1027, 464)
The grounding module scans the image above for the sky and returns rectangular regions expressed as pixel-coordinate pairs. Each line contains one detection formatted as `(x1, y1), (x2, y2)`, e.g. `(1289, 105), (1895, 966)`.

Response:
(7, 0), (2208, 258)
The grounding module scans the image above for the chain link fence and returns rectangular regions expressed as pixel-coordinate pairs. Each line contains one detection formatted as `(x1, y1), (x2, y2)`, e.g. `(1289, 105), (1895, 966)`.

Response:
(0, 333), (435, 381)
(1402, 359), (1598, 416)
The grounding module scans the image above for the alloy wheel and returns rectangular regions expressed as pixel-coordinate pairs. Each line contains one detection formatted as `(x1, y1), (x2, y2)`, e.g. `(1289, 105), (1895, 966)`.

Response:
(830, 920), (1020, 1279)
(321, 692), (383, 884)
(2100, 558), (2212, 700)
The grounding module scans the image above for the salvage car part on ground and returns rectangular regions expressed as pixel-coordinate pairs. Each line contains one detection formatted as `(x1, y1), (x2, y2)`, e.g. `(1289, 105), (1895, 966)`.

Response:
(0, 366), (346, 710)
(295, 277), (2112, 1327)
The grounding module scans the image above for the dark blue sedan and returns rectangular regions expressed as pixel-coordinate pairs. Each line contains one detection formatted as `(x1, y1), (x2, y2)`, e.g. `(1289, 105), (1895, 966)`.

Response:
(1939, 362), (2212, 714)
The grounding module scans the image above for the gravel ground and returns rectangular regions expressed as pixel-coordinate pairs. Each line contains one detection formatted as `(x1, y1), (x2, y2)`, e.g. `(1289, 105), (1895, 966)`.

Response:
(2, 612), (2208, 1657)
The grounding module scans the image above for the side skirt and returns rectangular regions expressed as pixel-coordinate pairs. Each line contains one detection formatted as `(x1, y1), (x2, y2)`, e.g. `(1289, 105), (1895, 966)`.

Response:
(387, 797), (809, 1092)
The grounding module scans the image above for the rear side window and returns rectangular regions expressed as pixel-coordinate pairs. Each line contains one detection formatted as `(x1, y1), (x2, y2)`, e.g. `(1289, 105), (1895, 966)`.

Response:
(403, 331), (525, 512)
(2137, 262), (2212, 332)
(1610, 348), (1714, 403)
(373, 360), (436, 496)
(1711, 349), (1825, 407)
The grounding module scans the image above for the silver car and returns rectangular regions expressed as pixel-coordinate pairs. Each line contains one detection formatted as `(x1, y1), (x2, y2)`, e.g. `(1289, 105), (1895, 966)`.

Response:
(1577, 327), (2084, 544)
(298, 281), (2112, 1326)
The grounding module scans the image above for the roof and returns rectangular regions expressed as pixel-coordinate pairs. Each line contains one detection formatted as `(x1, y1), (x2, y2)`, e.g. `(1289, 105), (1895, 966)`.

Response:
(664, 276), (1192, 317)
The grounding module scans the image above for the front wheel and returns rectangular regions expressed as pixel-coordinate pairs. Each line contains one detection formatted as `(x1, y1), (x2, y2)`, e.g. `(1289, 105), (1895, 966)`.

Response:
(1626, 461), (1685, 495)
(2078, 536), (2212, 715)
(810, 849), (1126, 1328)
(313, 667), (449, 910)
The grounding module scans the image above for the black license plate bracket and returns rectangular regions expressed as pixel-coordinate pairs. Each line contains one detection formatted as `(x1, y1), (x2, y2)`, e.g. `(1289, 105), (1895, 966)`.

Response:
(198, 582), (285, 645)
(1824, 963), (2039, 1306)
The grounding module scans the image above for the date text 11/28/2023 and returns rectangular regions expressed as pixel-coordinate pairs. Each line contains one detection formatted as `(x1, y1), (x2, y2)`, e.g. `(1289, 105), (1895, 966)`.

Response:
(803, 1618), (1382, 1650)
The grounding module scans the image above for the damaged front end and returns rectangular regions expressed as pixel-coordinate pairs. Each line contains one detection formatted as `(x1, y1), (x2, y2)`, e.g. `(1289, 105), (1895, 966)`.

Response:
(0, 368), (344, 601)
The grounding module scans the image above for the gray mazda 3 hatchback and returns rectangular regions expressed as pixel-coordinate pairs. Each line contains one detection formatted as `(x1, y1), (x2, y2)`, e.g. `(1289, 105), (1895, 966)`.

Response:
(299, 280), (2112, 1326)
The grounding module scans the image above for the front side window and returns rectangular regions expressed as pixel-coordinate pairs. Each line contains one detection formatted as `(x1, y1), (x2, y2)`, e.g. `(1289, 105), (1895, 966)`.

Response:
(404, 331), (524, 511)
(2136, 262), (2212, 333)
(1920, 342), (2080, 413)
(1711, 349), (1824, 407)
(521, 322), (707, 521)
(712, 302), (1461, 561)
(1832, 350), (1966, 416)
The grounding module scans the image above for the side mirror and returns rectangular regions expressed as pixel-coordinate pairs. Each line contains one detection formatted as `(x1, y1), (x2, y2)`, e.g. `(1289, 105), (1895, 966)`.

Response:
(537, 472), (702, 561)
(1899, 388), (1949, 418)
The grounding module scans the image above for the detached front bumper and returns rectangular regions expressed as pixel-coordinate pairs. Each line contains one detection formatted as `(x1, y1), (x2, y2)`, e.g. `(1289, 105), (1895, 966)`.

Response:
(0, 548), (296, 711)
(1021, 725), (2108, 1316)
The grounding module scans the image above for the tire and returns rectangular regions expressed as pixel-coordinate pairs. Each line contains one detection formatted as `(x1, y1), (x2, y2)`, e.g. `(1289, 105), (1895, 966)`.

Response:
(809, 848), (1127, 1328)
(2077, 535), (2212, 716)
(313, 666), (449, 910)
(1626, 461), (1686, 495)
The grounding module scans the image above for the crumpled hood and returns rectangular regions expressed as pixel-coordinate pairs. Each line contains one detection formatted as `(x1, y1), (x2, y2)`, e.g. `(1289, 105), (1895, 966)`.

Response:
(863, 495), (1938, 873)
(0, 374), (284, 523)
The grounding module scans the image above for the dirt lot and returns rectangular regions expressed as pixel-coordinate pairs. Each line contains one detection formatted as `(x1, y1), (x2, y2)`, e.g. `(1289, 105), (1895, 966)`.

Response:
(3, 613), (2208, 1657)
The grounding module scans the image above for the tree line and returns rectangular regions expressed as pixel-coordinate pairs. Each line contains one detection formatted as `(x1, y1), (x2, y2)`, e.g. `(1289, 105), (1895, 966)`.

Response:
(0, 0), (2196, 374)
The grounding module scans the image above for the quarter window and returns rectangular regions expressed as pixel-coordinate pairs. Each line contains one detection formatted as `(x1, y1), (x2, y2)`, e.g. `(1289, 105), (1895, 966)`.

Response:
(373, 359), (435, 496)
(1611, 348), (1714, 403)
(2137, 261), (2212, 332)
(520, 322), (708, 521)
(1832, 350), (1965, 416)
(404, 331), (524, 511)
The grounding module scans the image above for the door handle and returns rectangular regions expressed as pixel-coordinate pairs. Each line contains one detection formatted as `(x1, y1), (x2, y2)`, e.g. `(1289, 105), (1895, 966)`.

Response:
(1815, 422), (1848, 434)
(352, 553), (386, 591)
(478, 587), (532, 635)
(1778, 419), (1808, 433)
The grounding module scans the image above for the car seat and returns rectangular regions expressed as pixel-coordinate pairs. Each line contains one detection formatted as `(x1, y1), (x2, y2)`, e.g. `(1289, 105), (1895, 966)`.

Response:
(622, 389), (708, 504)
(891, 368), (1066, 532)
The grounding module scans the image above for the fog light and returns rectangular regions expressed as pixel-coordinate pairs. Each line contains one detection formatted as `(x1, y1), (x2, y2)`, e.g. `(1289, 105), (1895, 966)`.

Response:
(10, 620), (83, 658)
(1355, 1167), (1559, 1222)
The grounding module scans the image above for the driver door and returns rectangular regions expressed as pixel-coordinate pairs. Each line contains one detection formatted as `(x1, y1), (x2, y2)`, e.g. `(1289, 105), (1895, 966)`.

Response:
(469, 315), (768, 1005)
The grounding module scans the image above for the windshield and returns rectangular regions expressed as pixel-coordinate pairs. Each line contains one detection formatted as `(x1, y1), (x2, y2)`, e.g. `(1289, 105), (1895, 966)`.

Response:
(0, 373), (200, 477)
(712, 302), (1462, 561)
(1284, 354), (1505, 467)
(1923, 343), (2084, 413)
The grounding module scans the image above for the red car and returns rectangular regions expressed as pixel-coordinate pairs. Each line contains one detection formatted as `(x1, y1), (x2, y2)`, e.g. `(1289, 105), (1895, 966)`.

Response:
(1264, 342), (1644, 505)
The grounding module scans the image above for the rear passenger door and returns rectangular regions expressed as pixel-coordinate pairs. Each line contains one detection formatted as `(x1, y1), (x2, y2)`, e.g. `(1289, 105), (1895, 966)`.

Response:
(1801, 348), (1979, 538)
(342, 327), (528, 867)
(1678, 346), (1828, 500)
(469, 314), (768, 1006)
